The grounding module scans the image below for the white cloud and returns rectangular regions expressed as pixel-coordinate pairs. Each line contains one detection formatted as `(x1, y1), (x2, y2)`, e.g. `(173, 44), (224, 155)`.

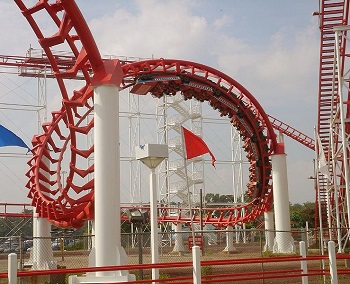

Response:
(89, 0), (208, 60)
(0, 2), (39, 53)
(213, 15), (231, 30)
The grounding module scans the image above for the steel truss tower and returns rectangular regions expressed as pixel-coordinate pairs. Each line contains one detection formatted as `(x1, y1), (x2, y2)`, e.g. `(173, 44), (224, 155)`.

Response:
(315, 0), (350, 253)
(155, 92), (247, 240)
(323, 25), (350, 252)
(156, 94), (204, 207)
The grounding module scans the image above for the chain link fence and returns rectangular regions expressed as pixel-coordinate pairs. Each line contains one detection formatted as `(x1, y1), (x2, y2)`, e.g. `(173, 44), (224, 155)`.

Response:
(0, 228), (349, 283)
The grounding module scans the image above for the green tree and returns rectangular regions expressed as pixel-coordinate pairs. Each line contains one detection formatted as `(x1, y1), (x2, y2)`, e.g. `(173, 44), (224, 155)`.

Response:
(290, 202), (315, 228)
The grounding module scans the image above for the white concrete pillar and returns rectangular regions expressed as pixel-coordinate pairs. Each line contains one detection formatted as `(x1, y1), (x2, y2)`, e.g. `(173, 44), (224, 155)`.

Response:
(272, 140), (295, 253)
(92, 84), (134, 282)
(72, 62), (135, 282)
(94, 84), (121, 276)
(223, 225), (236, 252)
(242, 222), (247, 244)
(173, 223), (185, 253)
(31, 213), (55, 269)
(264, 211), (275, 252)
(235, 224), (240, 243)
(87, 221), (96, 268)
(31, 154), (55, 269)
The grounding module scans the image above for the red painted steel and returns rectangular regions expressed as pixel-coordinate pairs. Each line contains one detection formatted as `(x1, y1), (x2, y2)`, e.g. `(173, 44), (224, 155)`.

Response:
(188, 235), (203, 250)
(268, 115), (315, 150)
(14, 0), (348, 231)
(3, 253), (348, 283)
(12, 0), (282, 229)
(315, 0), (350, 230)
(0, 53), (316, 153)
(0, 203), (31, 218)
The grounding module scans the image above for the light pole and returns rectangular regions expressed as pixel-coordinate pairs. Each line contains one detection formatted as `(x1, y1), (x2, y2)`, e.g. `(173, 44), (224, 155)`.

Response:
(135, 144), (168, 282)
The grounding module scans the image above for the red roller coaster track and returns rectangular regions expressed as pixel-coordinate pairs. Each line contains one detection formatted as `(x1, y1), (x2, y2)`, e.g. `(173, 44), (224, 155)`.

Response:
(0, 52), (316, 152)
(315, 0), (350, 232)
(10, 0), (321, 229)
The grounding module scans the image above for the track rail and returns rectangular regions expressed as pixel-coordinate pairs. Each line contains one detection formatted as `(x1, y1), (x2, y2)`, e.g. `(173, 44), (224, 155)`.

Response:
(0, 52), (315, 150)
(268, 115), (314, 150)
(315, 0), (350, 233)
(15, 0), (321, 229)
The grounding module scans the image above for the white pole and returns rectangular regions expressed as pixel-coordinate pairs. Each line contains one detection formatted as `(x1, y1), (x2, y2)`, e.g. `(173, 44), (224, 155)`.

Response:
(299, 241), (308, 284)
(224, 225), (235, 252)
(305, 222), (309, 248)
(272, 138), (294, 253)
(192, 245), (201, 284)
(150, 168), (159, 281)
(32, 155), (55, 270)
(8, 253), (17, 284)
(94, 84), (120, 276)
(173, 223), (185, 253)
(328, 241), (338, 284)
(264, 211), (274, 252)
(33, 213), (54, 269)
(88, 221), (96, 268)
(242, 220), (247, 244)
(234, 224), (240, 243)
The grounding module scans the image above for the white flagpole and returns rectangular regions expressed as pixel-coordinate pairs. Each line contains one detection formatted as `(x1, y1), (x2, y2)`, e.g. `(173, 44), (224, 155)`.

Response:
(181, 126), (197, 246)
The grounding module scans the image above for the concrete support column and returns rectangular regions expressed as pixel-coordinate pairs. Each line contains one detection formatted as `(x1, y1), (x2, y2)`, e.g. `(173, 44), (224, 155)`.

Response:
(91, 84), (133, 282)
(88, 221), (95, 268)
(31, 213), (55, 270)
(72, 61), (136, 283)
(173, 223), (185, 253)
(94, 84), (129, 277)
(31, 155), (55, 270)
(223, 225), (236, 253)
(235, 224), (240, 243)
(264, 211), (274, 252)
(272, 140), (295, 253)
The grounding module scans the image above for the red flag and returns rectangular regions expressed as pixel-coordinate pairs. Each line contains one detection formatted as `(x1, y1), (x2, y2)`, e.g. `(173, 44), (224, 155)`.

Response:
(182, 126), (216, 167)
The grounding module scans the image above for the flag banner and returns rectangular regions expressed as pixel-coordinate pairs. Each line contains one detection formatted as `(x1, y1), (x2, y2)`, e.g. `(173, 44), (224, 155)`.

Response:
(0, 124), (30, 151)
(182, 126), (216, 167)
(316, 133), (330, 180)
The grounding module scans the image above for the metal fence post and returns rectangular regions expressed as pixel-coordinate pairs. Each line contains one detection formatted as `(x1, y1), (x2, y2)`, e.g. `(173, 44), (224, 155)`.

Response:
(138, 226), (143, 280)
(299, 241), (308, 284)
(8, 253), (17, 284)
(193, 245), (201, 284)
(328, 241), (338, 284)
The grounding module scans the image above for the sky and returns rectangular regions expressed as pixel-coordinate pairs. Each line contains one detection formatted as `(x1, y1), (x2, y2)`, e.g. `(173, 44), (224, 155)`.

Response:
(0, 0), (320, 206)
